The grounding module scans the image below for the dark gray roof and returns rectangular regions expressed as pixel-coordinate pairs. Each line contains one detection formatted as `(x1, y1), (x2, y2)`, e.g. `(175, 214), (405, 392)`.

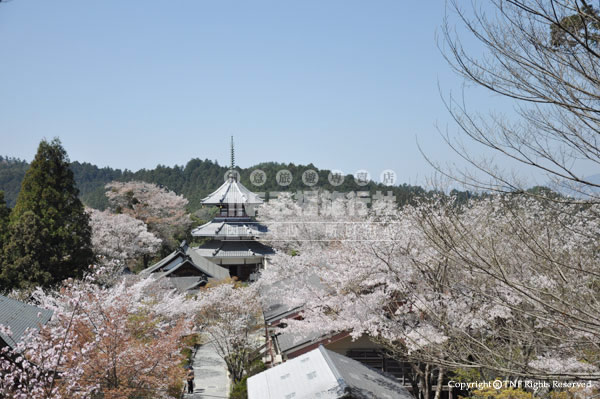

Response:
(191, 218), (268, 238)
(202, 178), (264, 205)
(156, 276), (207, 293)
(275, 328), (326, 354)
(186, 247), (231, 280)
(140, 250), (182, 275)
(260, 274), (324, 325)
(247, 345), (412, 399)
(195, 240), (275, 258)
(0, 295), (53, 349)
(141, 242), (230, 287)
(326, 348), (413, 399)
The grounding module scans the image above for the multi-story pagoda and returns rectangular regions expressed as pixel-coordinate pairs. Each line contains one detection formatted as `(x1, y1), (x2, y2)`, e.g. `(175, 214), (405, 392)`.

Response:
(191, 139), (274, 281)
(142, 138), (273, 290)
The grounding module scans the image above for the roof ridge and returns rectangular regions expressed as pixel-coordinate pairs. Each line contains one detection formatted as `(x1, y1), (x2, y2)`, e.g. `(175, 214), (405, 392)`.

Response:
(318, 345), (350, 396)
(221, 179), (234, 203)
(233, 181), (248, 202)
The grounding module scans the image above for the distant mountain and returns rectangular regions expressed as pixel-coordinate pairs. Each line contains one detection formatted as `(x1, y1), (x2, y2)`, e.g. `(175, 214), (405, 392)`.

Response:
(548, 174), (600, 199)
(0, 157), (432, 211)
(0, 156), (28, 208)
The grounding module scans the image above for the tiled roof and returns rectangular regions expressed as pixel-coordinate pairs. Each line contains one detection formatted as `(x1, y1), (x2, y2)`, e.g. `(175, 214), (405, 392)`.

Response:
(247, 345), (412, 399)
(201, 178), (264, 205)
(0, 295), (53, 349)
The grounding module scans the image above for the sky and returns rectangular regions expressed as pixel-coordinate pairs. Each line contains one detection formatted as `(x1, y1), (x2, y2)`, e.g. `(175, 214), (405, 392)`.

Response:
(0, 0), (564, 187)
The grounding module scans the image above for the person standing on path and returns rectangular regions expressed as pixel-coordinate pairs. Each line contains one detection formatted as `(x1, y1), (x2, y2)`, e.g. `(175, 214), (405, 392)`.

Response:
(187, 368), (194, 394)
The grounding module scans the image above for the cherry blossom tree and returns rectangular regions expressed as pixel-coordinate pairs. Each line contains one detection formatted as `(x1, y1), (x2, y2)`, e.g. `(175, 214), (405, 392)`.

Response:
(105, 181), (192, 249)
(88, 208), (162, 278)
(0, 271), (195, 399)
(195, 281), (263, 384)
(258, 193), (600, 398)
(258, 191), (388, 253)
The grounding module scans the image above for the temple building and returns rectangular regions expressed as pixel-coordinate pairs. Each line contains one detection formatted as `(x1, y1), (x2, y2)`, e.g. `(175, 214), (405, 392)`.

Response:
(191, 168), (273, 281)
(142, 138), (274, 289)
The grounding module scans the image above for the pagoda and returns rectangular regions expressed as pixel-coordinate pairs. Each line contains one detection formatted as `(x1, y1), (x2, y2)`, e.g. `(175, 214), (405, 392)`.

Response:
(191, 138), (274, 281)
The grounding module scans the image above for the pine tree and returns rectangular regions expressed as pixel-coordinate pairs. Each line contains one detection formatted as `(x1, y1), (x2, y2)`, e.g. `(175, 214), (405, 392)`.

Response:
(2, 139), (93, 289)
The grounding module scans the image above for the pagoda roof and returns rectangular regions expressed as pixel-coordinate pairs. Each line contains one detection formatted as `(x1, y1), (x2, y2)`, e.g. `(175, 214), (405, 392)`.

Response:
(195, 240), (275, 258)
(201, 177), (264, 205)
(191, 218), (268, 238)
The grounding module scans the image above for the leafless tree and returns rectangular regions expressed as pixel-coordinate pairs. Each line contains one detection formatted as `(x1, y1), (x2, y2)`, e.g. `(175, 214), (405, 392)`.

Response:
(436, 0), (600, 200)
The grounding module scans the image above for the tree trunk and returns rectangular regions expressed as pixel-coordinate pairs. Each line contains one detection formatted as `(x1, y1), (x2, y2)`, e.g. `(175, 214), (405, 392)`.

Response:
(423, 363), (430, 399)
(434, 367), (444, 399)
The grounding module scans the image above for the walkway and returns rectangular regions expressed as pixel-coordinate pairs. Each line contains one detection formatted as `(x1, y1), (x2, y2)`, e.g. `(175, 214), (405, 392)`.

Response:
(184, 340), (230, 399)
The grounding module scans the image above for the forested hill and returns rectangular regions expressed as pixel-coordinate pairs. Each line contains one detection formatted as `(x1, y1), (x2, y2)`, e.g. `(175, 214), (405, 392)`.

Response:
(0, 156), (432, 211)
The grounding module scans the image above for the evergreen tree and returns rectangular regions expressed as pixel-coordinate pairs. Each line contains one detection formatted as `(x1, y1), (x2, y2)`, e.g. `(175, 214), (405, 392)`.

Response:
(0, 191), (9, 244)
(3, 139), (93, 289)
(0, 192), (10, 277)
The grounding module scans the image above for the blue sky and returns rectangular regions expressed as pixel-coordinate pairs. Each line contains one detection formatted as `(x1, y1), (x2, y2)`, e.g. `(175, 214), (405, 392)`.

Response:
(0, 0), (543, 186)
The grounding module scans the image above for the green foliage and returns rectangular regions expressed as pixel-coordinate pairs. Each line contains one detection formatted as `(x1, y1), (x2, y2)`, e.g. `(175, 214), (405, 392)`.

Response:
(551, 2), (600, 47)
(230, 376), (249, 399)
(468, 387), (533, 399)
(0, 192), (10, 280)
(1, 157), (435, 213)
(0, 192), (9, 245)
(2, 139), (94, 289)
(70, 161), (123, 210)
(180, 333), (202, 368)
(0, 156), (28, 207)
(450, 367), (483, 383)
(230, 359), (266, 399)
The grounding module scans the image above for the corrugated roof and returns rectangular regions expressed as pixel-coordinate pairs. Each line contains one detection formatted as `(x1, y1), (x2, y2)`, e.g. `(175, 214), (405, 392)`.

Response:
(0, 295), (53, 349)
(191, 218), (268, 238)
(201, 178), (264, 205)
(247, 346), (412, 399)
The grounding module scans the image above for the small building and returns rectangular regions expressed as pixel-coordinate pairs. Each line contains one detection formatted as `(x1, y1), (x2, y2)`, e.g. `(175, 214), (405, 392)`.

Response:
(0, 295), (53, 351)
(247, 345), (413, 399)
(141, 241), (230, 294)
(259, 276), (413, 385)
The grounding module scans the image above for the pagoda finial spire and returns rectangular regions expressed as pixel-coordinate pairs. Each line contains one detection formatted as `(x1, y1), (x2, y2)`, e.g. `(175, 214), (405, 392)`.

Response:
(228, 136), (237, 181)
(230, 136), (235, 170)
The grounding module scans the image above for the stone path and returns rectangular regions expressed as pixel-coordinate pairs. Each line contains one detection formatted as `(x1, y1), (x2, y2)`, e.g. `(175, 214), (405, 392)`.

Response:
(184, 340), (230, 399)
